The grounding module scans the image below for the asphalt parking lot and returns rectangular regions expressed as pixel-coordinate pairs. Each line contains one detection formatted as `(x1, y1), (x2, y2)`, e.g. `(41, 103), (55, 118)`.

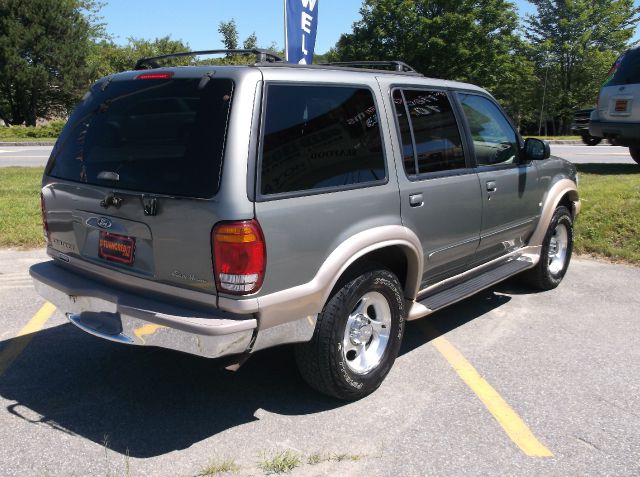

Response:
(1, 249), (639, 476)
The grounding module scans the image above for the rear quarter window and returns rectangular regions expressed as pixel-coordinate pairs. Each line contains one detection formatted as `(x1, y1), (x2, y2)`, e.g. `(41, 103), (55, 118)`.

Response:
(259, 84), (386, 196)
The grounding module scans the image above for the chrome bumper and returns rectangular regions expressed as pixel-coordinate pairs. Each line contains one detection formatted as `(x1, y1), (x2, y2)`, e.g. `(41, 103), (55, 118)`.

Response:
(30, 261), (256, 358)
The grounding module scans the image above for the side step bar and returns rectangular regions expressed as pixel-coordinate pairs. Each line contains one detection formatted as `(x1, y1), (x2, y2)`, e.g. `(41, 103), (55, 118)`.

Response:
(408, 258), (534, 321)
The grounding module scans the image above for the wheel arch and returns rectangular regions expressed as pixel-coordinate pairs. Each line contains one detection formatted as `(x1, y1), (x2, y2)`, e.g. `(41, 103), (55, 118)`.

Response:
(529, 179), (580, 247)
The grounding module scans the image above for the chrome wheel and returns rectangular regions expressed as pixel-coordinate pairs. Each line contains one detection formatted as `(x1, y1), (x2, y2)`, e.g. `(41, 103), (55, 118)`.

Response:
(548, 223), (569, 275)
(342, 291), (391, 375)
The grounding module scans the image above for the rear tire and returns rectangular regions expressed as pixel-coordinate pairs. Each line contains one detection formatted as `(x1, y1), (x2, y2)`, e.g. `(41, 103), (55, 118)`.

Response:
(295, 269), (405, 400)
(522, 205), (573, 290)
(581, 134), (601, 146)
(630, 147), (640, 164)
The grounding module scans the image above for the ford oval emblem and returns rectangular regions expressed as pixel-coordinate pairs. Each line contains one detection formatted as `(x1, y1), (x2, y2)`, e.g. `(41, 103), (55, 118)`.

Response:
(97, 217), (112, 229)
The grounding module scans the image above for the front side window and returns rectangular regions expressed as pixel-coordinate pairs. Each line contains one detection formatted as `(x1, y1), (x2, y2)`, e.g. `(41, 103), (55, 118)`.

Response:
(260, 85), (386, 196)
(392, 89), (466, 176)
(459, 94), (518, 166)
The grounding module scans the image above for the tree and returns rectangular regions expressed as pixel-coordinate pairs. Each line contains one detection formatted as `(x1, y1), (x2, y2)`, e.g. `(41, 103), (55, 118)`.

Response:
(0, 0), (104, 125)
(330, 0), (525, 92)
(243, 32), (258, 50)
(88, 36), (191, 79)
(218, 19), (239, 51)
(525, 0), (640, 133)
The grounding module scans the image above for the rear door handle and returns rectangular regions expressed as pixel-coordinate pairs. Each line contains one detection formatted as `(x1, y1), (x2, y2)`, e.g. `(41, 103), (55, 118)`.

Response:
(409, 193), (424, 207)
(486, 181), (497, 192)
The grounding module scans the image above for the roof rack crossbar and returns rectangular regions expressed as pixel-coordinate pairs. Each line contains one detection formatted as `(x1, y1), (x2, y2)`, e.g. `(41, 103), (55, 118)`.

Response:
(319, 61), (419, 73)
(134, 49), (284, 70)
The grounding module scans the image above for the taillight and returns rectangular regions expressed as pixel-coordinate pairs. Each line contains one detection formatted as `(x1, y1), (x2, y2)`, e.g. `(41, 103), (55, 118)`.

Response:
(40, 192), (50, 243)
(212, 220), (266, 295)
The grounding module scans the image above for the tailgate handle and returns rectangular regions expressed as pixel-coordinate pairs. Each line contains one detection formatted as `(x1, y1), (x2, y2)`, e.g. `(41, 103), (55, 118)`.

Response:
(486, 181), (497, 192)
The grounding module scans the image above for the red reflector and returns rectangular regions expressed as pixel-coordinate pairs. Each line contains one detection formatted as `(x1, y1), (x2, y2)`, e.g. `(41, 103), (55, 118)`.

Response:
(40, 192), (50, 243)
(136, 72), (174, 80)
(212, 220), (266, 295)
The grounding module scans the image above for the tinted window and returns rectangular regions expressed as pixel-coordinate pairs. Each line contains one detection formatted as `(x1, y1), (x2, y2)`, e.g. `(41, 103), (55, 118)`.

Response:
(605, 47), (640, 86)
(47, 78), (233, 198)
(260, 85), (386, 195)
(392, 89), (417, 175)
(398, 89), (465, 175)
(459, 94), (518, 166)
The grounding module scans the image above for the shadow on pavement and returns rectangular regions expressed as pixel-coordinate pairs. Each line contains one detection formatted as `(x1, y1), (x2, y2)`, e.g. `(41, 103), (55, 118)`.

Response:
(0, 286), (513, 458)
(575, 163), (639, 175)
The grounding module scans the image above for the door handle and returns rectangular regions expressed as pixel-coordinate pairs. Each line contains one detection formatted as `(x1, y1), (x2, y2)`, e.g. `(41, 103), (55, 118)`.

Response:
(486, 181), (497, 192)
(409, 193), (424, 207)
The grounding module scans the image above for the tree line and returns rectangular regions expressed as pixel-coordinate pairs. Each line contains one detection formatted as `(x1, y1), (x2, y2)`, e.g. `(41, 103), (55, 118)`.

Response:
(0, 0), (638, 134)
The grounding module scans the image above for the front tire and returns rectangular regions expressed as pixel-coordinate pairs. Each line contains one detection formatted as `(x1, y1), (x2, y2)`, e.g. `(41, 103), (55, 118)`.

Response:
(295, 269), (405, 400)
(522, 205), (573, 290)
(630, 147), (640, 164)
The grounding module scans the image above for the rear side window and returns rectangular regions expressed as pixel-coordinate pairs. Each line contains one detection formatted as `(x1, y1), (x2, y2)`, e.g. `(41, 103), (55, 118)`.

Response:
(260, 84), (386, 196)
(47, 77), (234, 198)
(392, 89), (466, 176)
(604, 47), (640, 86)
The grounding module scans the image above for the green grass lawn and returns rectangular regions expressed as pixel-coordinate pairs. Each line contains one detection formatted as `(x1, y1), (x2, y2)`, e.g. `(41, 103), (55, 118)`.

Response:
(574, 164), (640, 264)
(0, 167), (45, 248)
(0, 137), (57, 143)
(1, 165), (638, 265)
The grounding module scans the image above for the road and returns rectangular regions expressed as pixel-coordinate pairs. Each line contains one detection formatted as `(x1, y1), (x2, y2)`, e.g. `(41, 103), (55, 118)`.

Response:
(1, 248), (639, 476)
(0, 146), (53, 167)
(0, 143), (637, 168)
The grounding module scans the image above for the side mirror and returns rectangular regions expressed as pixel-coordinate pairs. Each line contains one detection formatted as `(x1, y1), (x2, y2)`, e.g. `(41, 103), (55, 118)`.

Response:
(524, 138), (551, 161)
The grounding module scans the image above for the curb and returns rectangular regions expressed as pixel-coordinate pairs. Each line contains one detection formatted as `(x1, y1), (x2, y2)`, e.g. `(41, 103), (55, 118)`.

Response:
(0, 141), (56, 146)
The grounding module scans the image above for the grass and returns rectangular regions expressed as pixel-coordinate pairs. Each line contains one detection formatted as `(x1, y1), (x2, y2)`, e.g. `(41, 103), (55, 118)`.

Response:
(574, 164), (640, 264)
(0, 137), (57, 142)
(196, 459), (240, 476)
(0, 121), (63, 142)
(0, 164), (638, 265)
(0, 167), (45, 248)
(258, 450), (302, 474)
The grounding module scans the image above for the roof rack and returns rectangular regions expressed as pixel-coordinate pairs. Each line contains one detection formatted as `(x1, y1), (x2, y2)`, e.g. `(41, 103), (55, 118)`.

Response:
(319, 61), (419, 73)
(134, 49), (284, 70)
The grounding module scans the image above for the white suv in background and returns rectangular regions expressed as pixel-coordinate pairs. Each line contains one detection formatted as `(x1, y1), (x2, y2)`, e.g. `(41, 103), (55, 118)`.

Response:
(590, 45), (640, 164)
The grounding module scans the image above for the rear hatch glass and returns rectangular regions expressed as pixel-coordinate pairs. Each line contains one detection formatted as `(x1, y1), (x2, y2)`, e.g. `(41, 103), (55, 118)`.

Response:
(47, 75), (234, 198)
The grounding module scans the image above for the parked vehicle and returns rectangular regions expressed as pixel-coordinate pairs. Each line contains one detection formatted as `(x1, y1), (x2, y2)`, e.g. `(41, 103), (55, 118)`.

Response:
(590, 45), (640, 164)
(31, 50), (580, 400)
(571, 108), (601, 145)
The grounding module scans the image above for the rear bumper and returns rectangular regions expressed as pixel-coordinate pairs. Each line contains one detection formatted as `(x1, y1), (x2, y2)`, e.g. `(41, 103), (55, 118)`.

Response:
(589, 120), (640, 146)
(30, 261), (256, 358)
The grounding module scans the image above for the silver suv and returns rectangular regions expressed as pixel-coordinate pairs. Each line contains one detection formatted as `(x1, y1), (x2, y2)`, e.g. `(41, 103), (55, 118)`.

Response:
(590, 45), (640, 163)
(31, 50), (580, 400)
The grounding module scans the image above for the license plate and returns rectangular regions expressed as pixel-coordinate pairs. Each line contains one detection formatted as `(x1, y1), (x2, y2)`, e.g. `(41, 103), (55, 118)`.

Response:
(99, 231), (136, 265)
(614, 99), (628, 112)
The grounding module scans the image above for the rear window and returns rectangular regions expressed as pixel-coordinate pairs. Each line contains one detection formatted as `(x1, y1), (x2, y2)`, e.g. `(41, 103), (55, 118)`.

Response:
(604, 47), (640, 86)
(260, 84), (386, 196)
(47, 77), (234, 198)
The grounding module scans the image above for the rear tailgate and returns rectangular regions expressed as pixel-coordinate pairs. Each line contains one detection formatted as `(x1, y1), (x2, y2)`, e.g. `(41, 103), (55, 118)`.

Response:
(598, 48), (640, 124)
(42, 71), (238, 296)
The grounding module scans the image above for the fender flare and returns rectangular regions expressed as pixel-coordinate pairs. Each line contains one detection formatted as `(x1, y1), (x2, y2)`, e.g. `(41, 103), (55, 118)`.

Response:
(528, 178), (580, 247)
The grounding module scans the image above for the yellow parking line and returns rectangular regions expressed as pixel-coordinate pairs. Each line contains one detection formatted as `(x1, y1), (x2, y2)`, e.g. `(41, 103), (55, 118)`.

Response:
(428, 331), (553, 457)
(0, 302), (56, 377)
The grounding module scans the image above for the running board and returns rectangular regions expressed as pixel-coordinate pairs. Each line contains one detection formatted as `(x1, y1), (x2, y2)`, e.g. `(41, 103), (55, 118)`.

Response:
(407, 258), (534, 321)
